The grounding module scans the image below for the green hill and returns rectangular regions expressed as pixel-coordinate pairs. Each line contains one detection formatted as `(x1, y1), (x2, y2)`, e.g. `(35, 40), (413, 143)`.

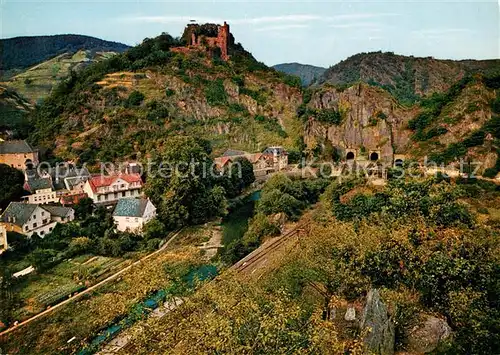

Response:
(273, 62), (326, 86)
(0, 34), (129, 73)
(29, 30), (304, 163)
(315, 51), (500, 105)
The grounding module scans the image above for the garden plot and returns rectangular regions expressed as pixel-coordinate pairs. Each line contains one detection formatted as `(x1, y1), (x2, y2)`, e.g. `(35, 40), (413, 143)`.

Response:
(12, 255), (131, 321)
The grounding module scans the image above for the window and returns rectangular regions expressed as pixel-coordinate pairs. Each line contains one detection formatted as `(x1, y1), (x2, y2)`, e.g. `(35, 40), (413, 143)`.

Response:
(49, 227), (53, 231)
(33, 223), (37, 228)
(25, 226), (29, 232)
(40, 231), (44, 236)
(135, 218), (139, 222)
(41, 211), (45, 216)
(122, 192), (126, 197)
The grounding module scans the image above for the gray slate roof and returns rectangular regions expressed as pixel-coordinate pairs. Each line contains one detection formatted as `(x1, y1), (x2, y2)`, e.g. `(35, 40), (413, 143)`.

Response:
(1, 202), (38, 227)
(42, 205), (73, 218)
(263, 146), (287, 155)
(26, 177), (53, 192)
(0, 140), (35, 154)
(222, 149), (248, 157)
(113, 198), (149, 218)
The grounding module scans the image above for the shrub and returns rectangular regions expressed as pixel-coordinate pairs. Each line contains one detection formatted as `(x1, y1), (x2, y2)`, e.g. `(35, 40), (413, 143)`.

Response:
(126, 90), (145, 107)
(315, 108), (342, 125)
(205, 79), (228, 106)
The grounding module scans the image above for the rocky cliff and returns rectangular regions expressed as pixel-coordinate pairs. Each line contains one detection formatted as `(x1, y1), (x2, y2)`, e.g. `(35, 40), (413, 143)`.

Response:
(304, 83), (416, 163)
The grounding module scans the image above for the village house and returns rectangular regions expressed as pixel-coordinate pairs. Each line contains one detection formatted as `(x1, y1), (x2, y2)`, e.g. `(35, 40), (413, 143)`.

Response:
(262, 146), (288, 171)
(0, 140), (39, 170)
(0, 225), (7, 254)
(51, 164), (91, 192)
(41, 205), (75, 223)
(0, 202), (74, 237)
(112, 198), (156, 233)
(215, 146), (288, 177)
(23, 173), (58, 204)
(83, 173), (143, 204)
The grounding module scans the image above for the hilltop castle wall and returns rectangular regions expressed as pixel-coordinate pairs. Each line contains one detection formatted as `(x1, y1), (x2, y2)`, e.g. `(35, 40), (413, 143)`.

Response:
(172, 22), (230, 61)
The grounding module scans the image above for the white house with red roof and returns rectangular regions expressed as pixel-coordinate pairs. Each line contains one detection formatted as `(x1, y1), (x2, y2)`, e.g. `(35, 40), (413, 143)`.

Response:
(83, 173), (143, 204)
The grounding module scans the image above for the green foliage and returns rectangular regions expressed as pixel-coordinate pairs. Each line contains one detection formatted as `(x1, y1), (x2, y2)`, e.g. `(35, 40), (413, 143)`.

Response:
(73, 197), (94, 220)
(409, 77), (472, 141)
(253, 115), (287, 137)
(239, 87), (267, 105)
(241, 213), (281, 249)
(315, 108), (342, 125)
(125, 90), (145, 107)
(204, 78), (228, 106)
(430, 115), (500, 164)
(0, 270), (18, 326)
(218, 157), (255, 198)
(144, 136), (227, 229)
(258, 174), (329, 220)
(0, 164), (25, 210)
(30, 248), (58, 272)
(165, 88), (175, 97)
(281, 74), (302, 88)
(325, 178), (473, 228)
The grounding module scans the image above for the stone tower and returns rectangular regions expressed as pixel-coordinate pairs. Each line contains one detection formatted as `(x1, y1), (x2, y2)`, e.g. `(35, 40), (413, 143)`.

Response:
(217, 21), (230, 61)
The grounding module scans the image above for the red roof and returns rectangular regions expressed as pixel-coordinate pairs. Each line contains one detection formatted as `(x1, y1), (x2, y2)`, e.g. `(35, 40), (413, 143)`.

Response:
(88, 174), (143, 193)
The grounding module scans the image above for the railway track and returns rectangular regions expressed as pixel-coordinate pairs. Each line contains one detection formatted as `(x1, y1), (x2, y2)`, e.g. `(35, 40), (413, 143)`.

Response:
(232, 222), (310, 273)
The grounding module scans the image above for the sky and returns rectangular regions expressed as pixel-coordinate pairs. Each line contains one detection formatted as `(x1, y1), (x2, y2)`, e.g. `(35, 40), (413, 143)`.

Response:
(1, 0), (499, 67)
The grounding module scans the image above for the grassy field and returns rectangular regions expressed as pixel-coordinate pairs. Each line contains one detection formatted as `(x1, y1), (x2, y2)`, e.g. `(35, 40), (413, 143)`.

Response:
(1, 245), (203, 354)
(2, 50), (118, 103)
(9, 255), (133, 322)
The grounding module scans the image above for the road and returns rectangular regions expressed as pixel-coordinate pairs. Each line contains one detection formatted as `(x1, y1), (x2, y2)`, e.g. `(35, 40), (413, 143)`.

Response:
(0, 229), (183, 338)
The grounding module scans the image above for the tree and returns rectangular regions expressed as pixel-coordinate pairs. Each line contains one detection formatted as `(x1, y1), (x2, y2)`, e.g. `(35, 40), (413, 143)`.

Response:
(74, 197), (94, 220)
(30, 248), (57, 272)
(144, 136), (227, 229)
(143, 218), (167, 240)
(0, 270), (17, 327)
(0, 164), (25, 210)
(126, 90), (145, 107)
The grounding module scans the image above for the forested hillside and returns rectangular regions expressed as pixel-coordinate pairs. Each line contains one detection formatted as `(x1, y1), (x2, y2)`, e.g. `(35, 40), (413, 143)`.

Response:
(315, 51), (500, 105)
(29, 32), (304, 163)
(0, 34), (129, 72)
(273, 62), (326, 86)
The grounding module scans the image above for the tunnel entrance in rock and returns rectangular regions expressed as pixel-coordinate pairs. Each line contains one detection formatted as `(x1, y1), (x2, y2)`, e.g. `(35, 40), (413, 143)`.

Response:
(369, 152), (379, 161)
(346, 152), (355, 160)
(395, 159), (404, 167)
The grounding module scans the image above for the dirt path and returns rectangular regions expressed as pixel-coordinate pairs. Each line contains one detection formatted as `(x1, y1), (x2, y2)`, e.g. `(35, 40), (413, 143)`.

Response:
(0, 229), (183, 338)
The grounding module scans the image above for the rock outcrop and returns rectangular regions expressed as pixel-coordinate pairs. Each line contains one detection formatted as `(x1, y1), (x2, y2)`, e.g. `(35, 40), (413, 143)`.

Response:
(361, 289), (396, 355)
(304, 84), (416, 163)
(405, 314), (452, 353)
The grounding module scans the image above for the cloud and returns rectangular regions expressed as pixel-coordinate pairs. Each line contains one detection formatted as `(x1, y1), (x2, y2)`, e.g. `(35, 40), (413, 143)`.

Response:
(329, 22), (385, 29)
(330, 13), (398, 21)
(411, 28), (476, 39)
(118, 13), (399, 27)
(253, 24), (309, 32)
(120, 15), (223, 24)
(232, 15), (319, 25)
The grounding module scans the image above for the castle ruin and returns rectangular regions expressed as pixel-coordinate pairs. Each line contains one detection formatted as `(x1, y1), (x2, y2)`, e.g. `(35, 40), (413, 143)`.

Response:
(171, 22), (231, 61)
